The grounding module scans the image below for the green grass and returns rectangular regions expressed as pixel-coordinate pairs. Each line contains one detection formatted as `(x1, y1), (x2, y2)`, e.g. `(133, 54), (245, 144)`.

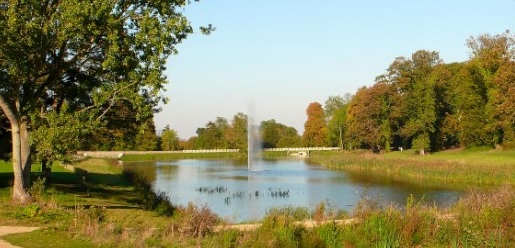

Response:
(3, 228), (98, 248)
(120, 151), (245, 161)
(309, 149), (515, 187)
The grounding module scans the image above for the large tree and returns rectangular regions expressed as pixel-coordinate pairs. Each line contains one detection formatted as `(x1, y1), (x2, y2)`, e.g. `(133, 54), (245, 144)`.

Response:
(324, 94), (351, 149)
(225, 113), (248, 151)
(402, 50), (441, 154)
(160, 125), (180, 151)
(346, 83), (393, 150)
(302, 102), (327, 147)
(261, 119), (301, 148)
(0, 0), (208, 202)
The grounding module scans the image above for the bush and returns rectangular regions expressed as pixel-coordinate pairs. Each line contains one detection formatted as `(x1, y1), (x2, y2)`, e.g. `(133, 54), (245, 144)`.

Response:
(170, 202), (219, 239)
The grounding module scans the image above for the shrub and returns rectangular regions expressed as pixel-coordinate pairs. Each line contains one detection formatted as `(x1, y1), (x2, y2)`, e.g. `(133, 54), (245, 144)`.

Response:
(170, 202), (219, 239)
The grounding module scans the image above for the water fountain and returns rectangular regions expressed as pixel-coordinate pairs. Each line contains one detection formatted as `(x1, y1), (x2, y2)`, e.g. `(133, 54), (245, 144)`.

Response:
(247, 102), (261, 171)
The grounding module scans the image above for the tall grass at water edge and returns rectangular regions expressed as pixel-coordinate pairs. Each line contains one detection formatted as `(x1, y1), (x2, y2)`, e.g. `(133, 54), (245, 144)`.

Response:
(200, 186), (515, 247)
(4, 184), (515, 247)
(309, 149), (515, 187)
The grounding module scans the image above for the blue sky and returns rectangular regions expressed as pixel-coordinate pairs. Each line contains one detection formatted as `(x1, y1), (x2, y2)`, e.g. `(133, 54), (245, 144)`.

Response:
(155, 0), (515, 139)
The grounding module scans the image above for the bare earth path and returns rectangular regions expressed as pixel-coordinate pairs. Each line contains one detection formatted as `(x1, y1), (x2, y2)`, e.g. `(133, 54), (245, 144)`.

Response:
(0, 226), (41, 248)
(214, 219), (358, 232)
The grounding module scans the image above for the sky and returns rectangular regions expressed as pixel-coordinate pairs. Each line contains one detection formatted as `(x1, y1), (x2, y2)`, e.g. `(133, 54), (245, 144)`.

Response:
(154, 0), (515, 139)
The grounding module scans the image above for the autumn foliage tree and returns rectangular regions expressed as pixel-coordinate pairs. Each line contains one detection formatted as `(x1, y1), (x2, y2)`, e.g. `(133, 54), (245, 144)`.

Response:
(303, 102), (327, 147)
(346, 83), (393, 150)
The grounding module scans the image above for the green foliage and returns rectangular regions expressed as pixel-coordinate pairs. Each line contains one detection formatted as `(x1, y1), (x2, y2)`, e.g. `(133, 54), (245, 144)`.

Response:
(134, 119), (158, 151)
(261, 119), (302, 148)
(325, 94), (351, 149)
(344, 31), (515, 151)
(160, 125), (180, 151)
(28, 177), (46, 201)
(195, 120), (228, 149)
(31, 106), (96, 164)
(190, 113), (302, 150)
(0, 0), (208, 200)
(315, 223), (345, 248)
(226, 113), (248, 151)
(251, 206), (307, 248)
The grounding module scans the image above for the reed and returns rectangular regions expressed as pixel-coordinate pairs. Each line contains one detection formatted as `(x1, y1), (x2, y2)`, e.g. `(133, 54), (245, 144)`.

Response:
(309, 149), (515, 187)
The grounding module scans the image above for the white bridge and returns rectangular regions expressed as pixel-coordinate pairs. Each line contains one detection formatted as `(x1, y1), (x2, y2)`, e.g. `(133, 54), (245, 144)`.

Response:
(78, 147), (339, 159)
(264, 147), (340, 157)
(264, 147), (339, 152)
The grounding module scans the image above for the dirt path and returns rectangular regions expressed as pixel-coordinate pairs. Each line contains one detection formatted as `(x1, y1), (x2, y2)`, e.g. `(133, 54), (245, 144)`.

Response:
(214, 219), (358, 232)
(0, 226), (41, 248)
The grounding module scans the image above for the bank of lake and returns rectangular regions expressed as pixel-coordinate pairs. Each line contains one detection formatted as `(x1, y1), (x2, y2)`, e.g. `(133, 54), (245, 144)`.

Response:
(0, 148), (513, 247)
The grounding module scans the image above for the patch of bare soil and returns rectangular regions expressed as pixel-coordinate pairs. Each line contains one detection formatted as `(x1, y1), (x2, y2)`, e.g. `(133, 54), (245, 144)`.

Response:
(0, 226), (40, 248)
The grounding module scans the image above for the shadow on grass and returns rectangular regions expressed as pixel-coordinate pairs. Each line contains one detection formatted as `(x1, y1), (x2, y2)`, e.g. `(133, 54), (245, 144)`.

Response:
(0, 172), (13, 187)
(49, 169), (142, 209)
(0, 162), (175, 215)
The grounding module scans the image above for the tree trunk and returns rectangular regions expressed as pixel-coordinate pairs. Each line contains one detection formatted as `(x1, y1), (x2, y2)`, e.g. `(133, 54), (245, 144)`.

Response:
(41, 158), (52, 185)
(11, 120), (32, 203)
(0, 95), (32, 203)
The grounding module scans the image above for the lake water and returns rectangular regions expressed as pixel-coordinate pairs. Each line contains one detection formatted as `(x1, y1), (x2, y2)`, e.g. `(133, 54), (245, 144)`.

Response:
(122, 159), (462, 223)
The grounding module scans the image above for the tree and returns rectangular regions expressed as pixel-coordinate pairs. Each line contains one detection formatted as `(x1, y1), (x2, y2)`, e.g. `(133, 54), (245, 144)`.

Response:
(467, 31), (515, 147)
(225, 113), (247, 151)
(195, 119), (227, 149)
(324, 94), (351, 149)
(324, 95), (345, 121)
(402, 50), (440, 154)
(160, 125), (180, 151)
(134, 118), (158, 151)
(261, 119), (301, 148)
(261, 119), (280, 148)
(303, 102), (327, 147)
(0, 0), (208, 202)
(491, 61), (515, 148)
(346, 83), (393, 150)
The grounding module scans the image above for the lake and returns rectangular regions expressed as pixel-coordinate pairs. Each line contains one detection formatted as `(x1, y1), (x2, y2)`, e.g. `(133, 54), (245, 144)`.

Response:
(122, 159), (462, 223)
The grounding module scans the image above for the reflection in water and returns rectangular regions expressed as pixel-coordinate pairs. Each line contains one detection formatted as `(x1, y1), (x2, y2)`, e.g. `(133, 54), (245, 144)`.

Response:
(123, 159), (462, 223)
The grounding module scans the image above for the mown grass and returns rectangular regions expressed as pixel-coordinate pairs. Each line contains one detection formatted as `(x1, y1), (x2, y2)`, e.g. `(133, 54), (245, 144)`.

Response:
(309, 149), (515, 187)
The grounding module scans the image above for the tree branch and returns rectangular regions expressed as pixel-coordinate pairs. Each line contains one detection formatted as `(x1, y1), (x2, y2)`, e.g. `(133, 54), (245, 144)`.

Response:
(0, 94), (18, 126)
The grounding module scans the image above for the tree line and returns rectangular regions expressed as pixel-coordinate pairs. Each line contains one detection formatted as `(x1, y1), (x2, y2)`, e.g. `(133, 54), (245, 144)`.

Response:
(163, 113), (303, 151)
(180, 31), (515, 154)
(324, 31), (515, 154)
